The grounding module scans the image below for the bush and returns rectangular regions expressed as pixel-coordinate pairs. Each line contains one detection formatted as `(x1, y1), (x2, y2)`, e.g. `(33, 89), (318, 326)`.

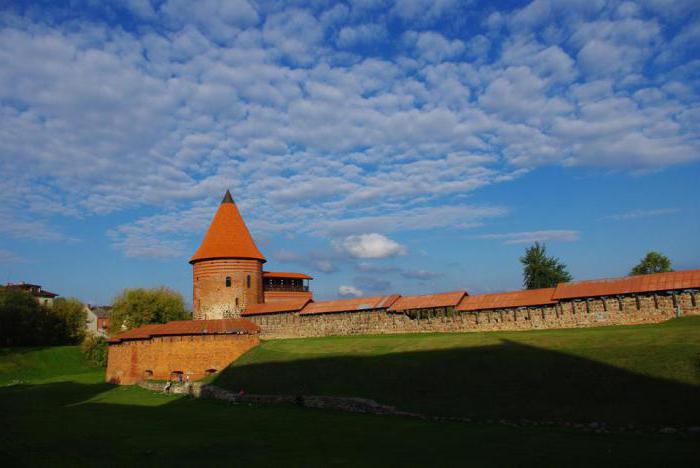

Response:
(81, 334), (108, 367)
(109, 287), (190, 334)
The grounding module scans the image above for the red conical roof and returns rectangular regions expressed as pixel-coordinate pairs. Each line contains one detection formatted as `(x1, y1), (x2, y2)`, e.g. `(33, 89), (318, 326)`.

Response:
(190, 191), (266, 264)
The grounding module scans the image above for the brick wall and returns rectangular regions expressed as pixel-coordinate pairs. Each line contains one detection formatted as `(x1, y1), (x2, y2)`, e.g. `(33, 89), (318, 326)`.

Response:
(192, 259), (263, 319)
(106, 333), (259, 385)
(247, 291), (700, 339)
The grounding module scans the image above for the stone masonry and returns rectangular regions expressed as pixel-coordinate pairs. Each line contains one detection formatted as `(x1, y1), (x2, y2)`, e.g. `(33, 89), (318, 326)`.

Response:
(246, 291), (700, 340)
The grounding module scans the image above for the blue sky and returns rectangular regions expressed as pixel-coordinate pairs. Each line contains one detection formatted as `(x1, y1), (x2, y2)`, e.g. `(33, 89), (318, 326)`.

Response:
(0, 0), (699, 306)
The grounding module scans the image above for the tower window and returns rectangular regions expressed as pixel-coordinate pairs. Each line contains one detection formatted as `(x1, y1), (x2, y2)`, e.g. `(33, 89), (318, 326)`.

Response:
(225, 276), (231, 288)
(235, 297), (239, 307)
(247, 275), (251, 289)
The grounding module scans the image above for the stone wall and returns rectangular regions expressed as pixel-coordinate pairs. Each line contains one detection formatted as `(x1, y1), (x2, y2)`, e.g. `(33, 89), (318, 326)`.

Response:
(247, 291), (700, 339)
(106, 333), (259, 385)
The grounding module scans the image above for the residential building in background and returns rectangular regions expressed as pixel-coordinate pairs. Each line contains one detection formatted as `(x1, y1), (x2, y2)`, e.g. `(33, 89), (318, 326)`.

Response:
(2, 282), (59, 307)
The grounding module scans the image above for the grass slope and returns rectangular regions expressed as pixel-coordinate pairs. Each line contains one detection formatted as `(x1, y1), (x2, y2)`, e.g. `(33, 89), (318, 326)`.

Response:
(1, 320), (699, 466)
(215, 317), (700, 425)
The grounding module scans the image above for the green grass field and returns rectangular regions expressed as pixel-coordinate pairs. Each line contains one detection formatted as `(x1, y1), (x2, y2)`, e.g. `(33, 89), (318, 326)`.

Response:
(1, 318), (699, 466)
(215, 317), (700, 426)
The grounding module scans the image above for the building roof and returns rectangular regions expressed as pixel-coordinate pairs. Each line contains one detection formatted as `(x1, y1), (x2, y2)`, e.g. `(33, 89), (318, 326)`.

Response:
(457, 288), (557, 312)
(107, 318), (260, 344)
(263, 271), (314, 280)
(552, 269), (700, 300)
(388, 291), (466, 312)
(89, 306), (112, 318)
(190, 190), (266, 264)
(3, 283), (58, 298)
(300, 295), (400, 315)
(241, 298), (312, 316)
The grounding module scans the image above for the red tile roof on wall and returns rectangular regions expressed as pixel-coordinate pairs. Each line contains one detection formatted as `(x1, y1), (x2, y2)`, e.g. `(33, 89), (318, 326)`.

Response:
(388, 291), (467, 312)
(300, 295), (400, 315)
(190, 190), (266, 264)
(241, 298), (312, 316)
(552, 269), (700, 300)
(263, 271), (314, 280)
(107, 318), (260, 343)
(456, 288), (557, 312)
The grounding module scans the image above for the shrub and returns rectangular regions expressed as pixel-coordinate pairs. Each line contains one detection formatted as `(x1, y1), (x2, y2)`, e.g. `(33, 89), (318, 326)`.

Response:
(81, 334), (108, 367)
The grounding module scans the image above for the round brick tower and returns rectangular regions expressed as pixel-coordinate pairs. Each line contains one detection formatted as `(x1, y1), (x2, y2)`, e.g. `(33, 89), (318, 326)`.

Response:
(190, 190), (266, 320)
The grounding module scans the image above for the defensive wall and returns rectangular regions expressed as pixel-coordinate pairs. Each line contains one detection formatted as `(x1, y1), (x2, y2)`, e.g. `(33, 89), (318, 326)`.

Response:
(241, 270), (700, 339)
(106, 319), (260, 385)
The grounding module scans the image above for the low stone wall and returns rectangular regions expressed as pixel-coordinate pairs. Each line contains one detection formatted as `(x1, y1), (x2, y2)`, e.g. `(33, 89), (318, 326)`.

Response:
(106, 333), (259, 385)
(248, 291), (700, 339)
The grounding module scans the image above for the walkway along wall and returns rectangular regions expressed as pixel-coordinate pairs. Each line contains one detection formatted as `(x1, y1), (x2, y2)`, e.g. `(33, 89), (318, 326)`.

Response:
(243, 289), (700, 340)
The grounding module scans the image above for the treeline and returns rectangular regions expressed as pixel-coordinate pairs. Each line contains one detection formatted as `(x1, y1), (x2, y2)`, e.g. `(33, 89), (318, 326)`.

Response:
(0, 288), (86, 347)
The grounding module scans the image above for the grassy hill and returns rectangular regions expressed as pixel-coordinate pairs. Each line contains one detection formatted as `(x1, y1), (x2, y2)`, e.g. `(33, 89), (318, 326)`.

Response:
(215, 317), (700, 426)
(1, 319), (699, 466)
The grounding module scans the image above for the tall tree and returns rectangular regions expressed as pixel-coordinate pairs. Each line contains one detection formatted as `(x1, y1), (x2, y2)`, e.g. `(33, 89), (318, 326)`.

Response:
(109, 287), (190, 335)
(520, 242), (573, 289)
(630, 251), (673, 276)
(52, 298), (87, 344)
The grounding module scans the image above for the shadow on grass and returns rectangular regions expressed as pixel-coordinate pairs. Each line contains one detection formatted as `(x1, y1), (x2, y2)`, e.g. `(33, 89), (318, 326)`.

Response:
(1, 379), (700, 467)
(213, 339), (700, 426)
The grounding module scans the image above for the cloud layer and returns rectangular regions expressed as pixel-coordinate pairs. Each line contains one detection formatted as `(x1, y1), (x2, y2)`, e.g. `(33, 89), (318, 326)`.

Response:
(0, 0), (697, 267)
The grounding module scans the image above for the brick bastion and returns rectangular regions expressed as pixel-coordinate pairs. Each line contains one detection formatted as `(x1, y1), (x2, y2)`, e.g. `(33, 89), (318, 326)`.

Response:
(106, 319), (260, 385)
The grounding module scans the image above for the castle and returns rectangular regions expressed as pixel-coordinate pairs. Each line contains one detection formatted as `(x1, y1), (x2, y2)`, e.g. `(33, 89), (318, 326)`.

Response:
(105, 190), (700, 384)
(191, 190), (700, 340)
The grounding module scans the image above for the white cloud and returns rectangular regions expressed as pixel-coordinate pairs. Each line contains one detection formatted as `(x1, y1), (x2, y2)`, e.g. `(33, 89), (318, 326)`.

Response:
(477, 230), (580, 244)
(0, 1), (697, 259)
(391, 0), (459, 22)
(400, 269), (443, 280)
(338, 285), (363, 297)
(161, 0), (259, 41)
(604, 208), (680, 221)
(0, 249), (26, 263)
(337, 233), (407, 258)
(405, 31), (465, 63)
(336, 23), (387, 48)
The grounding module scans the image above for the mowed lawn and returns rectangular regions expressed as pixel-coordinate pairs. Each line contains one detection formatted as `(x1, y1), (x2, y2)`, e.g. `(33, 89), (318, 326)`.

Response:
(0, 319), (698, 467)
(216, 317), (700, 426)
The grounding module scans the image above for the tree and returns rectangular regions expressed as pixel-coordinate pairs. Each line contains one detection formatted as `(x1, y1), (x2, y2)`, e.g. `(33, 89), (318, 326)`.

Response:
(520, 242), (573, 289)
(52, 298), (87, 344)
(109, 287), (190, 335)
(630, 251), (673, 276)
(81, 334), (108, 367)
(0, 289), (84, 346)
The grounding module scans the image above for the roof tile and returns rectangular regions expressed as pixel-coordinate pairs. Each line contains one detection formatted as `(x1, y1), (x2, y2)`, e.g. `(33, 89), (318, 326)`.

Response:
(241, 298), (311, 316)
(190, 191), (266, 263)
(263, 271), (314, 280)
(107, 318), (260, 343)
(457, 288), (556, 312)
(300, 295), (400, 315)
(389, 291), (466, 312)
(552, 269), (700, 299)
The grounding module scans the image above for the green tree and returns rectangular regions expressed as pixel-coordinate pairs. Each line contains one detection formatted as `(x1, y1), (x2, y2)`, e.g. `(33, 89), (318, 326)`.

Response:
(109, 287), (189, 335)
(630, 251), (673, 276)
(52, 298), (87, 344)
(0, 288), (79, 346)
(520, 242), (573, 289)
(81, 334), (108, 367)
